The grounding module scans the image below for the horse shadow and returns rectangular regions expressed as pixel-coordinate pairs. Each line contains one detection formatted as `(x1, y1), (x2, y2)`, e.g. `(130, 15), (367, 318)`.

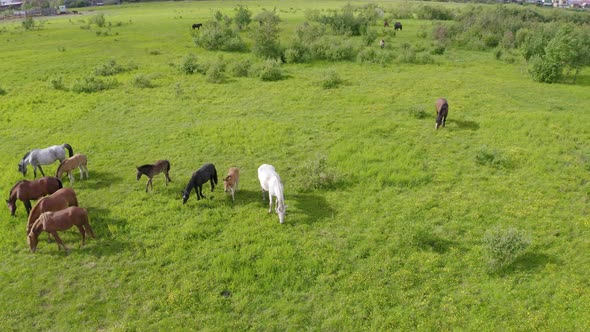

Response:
(77, 170), (124, 190)
(287, 193), (334, 225)
(81, 206), (131, 256)
(446, 119), (480, 131)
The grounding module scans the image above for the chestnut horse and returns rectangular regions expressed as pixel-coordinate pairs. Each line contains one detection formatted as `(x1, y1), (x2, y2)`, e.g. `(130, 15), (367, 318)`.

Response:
(136, 160), (172, 192)
(27, 187), (78, 235)
(28, 206), (94, 253)
(56, 154), (88, 184)
(435, 98), (449, 129)
(6, 177), (62, 216)
(223, 167), (240, 202)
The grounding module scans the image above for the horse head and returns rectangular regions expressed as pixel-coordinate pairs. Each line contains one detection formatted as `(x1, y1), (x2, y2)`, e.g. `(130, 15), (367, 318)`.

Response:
(181, 191), (190, 204)
(276, 204), (286, 224)
(136, 168), (143, 181)
(18, 161), (27, 176)
(28, 233), (38, 253)
(223, 176), (232, 192)
(6, 199), (16, 216)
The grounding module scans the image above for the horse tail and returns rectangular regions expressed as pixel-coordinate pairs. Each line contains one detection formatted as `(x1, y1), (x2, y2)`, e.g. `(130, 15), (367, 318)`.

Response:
(213, 167), (218, 185)
(57, 178), (63, 189)
(166, 160), (171, 172)
(62, 143), (74, 157)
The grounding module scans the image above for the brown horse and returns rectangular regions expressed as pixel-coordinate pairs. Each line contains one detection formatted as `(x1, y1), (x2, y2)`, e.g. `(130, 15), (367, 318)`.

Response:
(435, 98), (449, 129)
(56, 154), (88, 184)
(6, 177), (62, 216)
(136, 160), (172, 192)
(223, 167), (240, 202)
(27, 187), (78, 235)
(28, 206), (94, 253)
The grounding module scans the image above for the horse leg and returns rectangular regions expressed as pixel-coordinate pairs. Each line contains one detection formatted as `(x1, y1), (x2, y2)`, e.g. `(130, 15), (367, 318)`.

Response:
(145, 178), (151, 192)
(79, 166), (84, 180)
(68, 171), (74, 184)
(85, 222), (96, 238)
(51, 231), (69, 253)
(268, 192), (273, 213)
(76, 225), (86, 246)
(210, 178), (215, 192)
(165, 171), (172, 184)
(231, 188), (235, 202)
(24, 200), (32, 215)
(38, 165), (45, 177)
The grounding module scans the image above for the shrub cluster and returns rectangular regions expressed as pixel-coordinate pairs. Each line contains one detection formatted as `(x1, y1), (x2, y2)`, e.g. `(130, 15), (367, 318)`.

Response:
(72, 76), (117, 93)
(131, 75), (154, 88)
(316, 70), (343, 89)
(194, 20), (246, 52)
(250, 59), (283, 81)
(483, 227), (531, 271)
(95, 60), (136, 76)
(295, 155), (339, 191)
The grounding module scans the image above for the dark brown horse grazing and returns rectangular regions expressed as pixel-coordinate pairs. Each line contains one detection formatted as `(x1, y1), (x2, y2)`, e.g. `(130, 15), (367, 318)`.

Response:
(6, 177), (62, 216)
(394, 22), (402, 31)
(136, 160), (172, 192)
(28, 206), (94, 253)
(27, 188), (78, 235)
(435, 98), (449, 129)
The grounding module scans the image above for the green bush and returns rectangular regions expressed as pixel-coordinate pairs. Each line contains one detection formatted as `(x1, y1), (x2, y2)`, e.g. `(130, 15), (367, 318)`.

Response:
(89, 13), (106, 27)
(483, 227), (531, 271)
(317, 70), (342, 89)
(131, 75), (154, 88)
(194, 21), (246, 52)
(72, 76), (117, 93)
(95, 60), (128, 76)
(234, 4), (252, 31)
(206, 61), (226, 84)
(228, 59), (252, 77)
(179, 54), (199, 74)
(357, 47), (395, 65)
(251, 9), (282, 59)
(22, 17), (36, 30)
(430, 43), (446, 55)
(49, 76), (67, 91)
(408, 105), (428, 119)
(295, 155), (339, 191)
(251, 59), (283, 81)
(0, 86), (6, 95)
(475, 146), (511, 169)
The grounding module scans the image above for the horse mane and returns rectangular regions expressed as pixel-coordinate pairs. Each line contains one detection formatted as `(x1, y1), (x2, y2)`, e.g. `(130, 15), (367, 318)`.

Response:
(28, 213), (46, 237)
(8, 180), (25, 196)
(21, 151), (30, 160)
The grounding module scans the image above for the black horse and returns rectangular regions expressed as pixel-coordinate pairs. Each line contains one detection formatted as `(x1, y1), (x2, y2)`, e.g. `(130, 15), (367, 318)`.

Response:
(394, 22), (402, 31)
(192, 23), (203, 30)
(182, 163), (218, 204)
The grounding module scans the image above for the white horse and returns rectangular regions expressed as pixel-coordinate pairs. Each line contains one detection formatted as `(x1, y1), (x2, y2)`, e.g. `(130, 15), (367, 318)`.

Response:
(18, 144), (74, 178)
(258, 164), (286, 224)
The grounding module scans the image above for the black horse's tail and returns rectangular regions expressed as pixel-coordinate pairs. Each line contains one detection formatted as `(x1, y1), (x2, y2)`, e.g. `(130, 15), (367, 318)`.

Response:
(57, 178), (63, 189)
(213, 167), (218, 185)
(62, 143), (74, 158)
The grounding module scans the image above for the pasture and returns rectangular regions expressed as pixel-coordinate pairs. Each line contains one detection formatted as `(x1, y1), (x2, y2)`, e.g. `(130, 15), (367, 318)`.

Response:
(1, 0), (590, 329)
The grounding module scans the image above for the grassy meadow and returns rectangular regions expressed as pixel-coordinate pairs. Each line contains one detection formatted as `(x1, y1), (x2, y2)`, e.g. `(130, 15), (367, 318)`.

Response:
(1, 0), (590, 329)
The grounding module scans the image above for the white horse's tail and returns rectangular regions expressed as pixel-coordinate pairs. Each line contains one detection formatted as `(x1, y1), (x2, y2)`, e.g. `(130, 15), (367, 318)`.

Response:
(62, 143), (74, 158)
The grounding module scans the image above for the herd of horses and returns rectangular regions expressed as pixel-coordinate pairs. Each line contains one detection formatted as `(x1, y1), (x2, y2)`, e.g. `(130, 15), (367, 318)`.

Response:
(6, 99), (447, 253)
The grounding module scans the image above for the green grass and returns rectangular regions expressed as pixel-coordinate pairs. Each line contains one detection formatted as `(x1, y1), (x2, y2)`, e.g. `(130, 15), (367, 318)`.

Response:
(1, 1), (590, 330)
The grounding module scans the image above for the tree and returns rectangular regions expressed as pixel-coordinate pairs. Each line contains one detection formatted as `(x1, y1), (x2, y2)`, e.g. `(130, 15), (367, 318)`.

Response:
(251, 9), (281, 59)
(234, 4), (252, 31)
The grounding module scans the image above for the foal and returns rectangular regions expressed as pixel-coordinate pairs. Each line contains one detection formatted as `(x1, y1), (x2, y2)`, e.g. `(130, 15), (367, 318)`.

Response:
(56, 154), (88, 184)
(27, 187), (78, 235)
(435, 98), (449, 129)
(258, 164), (286, 224)
(182, 163), (218, 204)
(136, 160), (172, 192)
(28, 206), (95, 253)
(223, 167), (240, 202)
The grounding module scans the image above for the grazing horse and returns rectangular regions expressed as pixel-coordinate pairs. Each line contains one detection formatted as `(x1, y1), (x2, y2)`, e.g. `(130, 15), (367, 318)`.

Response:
(192, 23), (202, 30)
(56, 154), (88, 184)
(223, 167), (240, 202)
(28, 206), (95, 253)
(384, 19), (389, 28)
(6, 177), (62, 216)
(435, 98), (449, 129)
(18, 143), (74, 177)
(258, 164), (286, 224)
(394, 22), (402, 31)
(27, 187), (78, 235)
(182, 163), (218, 204)
(380, 39), (385, 49)
(136, 160), (172, 192)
